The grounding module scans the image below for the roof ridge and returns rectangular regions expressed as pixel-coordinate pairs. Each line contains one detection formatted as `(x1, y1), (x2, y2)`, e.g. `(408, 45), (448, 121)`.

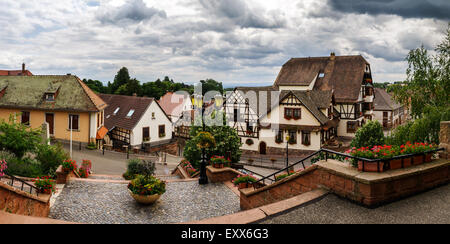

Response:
(75, 76), (107, 111)
(99, 93), (155, 100)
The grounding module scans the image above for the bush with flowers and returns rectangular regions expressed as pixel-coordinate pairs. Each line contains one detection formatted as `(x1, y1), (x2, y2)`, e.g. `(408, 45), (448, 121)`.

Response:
(210, 155), (230, 168)
(81, 160), (92, 173)
(128, 175), (166, 196)
(62, 159), (77, 172)
(275, 170), (303, 181)
(32, 176), (56, 194)
(78, 167), (89, 178)
(232, 174), (258, 187)
(0, 159), (7, 177)
(180, 160), (198, 177)
(346, 142), (438, 169)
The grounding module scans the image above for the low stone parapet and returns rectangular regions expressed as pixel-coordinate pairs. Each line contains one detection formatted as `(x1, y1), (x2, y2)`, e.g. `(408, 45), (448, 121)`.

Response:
(0, 181), (51, 217)
(240, 158), (450, 209)
(206, 166), (243, 183)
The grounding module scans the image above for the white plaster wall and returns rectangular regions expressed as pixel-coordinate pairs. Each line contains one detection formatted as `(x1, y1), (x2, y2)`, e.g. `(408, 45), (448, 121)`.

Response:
(130, 102), (173, 146)
(259, 128), (321, 151)
(260, 104), (321, 126)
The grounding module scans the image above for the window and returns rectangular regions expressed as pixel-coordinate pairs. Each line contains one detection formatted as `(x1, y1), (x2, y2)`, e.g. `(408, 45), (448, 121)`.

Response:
(318, 72), (325, 78)
(69, 114), (79, 130)
(293, 108), (301, 119)
(285, 108), (300, 120)
(288, 130), (297, 144)
(284, 108), (292, 119)
(159, 125), (165, 137)
(233, 108), (238, 122)
(45, 93), (54, 101)
(113, 107), (120, 115)
(347, 121), (358, 133)
(302, 131), (311, 146)
(21, 111), (30, 125)
(142, 127), (150, 142)
(275, 130), (283, 143)
(152, 112), (155, 119)
(126, 109), (135, 118)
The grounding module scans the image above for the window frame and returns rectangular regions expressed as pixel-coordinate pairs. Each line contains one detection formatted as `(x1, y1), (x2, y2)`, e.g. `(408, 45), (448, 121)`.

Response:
(346, 121), (358, 133)
(301, 130), (311, 146)
(288, 130), (297, 144)
(142, 127), (150, 142)
(21, 111), (30, 126)
(68, 114), (79, 131)
(158, 125), (165, 137)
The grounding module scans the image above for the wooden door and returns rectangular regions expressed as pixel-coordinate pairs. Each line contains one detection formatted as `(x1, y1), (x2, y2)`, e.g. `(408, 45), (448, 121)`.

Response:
(259, 142), (267, 155)
(45, 113), (54, 135)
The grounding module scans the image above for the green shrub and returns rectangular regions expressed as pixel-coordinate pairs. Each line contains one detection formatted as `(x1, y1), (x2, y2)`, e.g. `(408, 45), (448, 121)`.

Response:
(5, 157), (43, 178)
(35, 142), (69, 176)
(86, 142), (97, 150)
(351, 120), (385, 148)
(123, 159), (156, 179)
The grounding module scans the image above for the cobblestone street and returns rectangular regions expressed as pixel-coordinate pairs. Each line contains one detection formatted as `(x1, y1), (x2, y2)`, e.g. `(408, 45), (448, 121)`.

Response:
(49, 180), (240, 224)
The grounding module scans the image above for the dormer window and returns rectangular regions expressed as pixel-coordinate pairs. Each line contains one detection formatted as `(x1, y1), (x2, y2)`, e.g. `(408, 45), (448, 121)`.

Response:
(126, 109), (135, 118)
(318, 72), (325, 78)
(113, 107), (120, 115)
(45, 93), (55, 101)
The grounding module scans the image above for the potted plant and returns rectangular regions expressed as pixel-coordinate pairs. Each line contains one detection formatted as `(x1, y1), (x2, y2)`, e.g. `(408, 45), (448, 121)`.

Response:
(33, 176), (56, 195)
(196, 131), (216, 149)
(232, 174), (258, 189)
(210, 155), (229, 168)
(347, 147), (385, 172)
(78, 167), (89, 178)
(81, 159), (92, 174)
(0, 160), (7, 177)
(128, 175), (166, 204)
(62, 159), (77, 172)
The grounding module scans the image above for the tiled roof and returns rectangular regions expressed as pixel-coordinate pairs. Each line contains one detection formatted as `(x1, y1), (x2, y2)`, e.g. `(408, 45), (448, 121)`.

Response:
(99, 94), (154, 131)
(0, 75), (107, 112)
(373, 88), (403, 111)
(275, 55), (369, 103)
(158, 92), (190, 117)
(0, 70), (33, 76)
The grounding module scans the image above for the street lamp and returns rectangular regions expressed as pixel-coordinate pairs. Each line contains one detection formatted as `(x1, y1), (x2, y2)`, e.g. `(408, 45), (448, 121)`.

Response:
(286, 134), (290, 174)
(193, 94), (208, 185)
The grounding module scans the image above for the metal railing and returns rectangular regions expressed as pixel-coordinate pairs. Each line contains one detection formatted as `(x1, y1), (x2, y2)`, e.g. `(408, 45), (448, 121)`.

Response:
(253, 147), (445, 189)
(238, 167), (274, 183)
(0, 172), (40, 196)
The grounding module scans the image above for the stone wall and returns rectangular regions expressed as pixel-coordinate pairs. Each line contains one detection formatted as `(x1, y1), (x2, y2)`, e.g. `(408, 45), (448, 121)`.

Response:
(240, 159), (450, 210)
(0, 182), (50, 217)
(206, 166), (242, 183)
(439, 121), (449, 159)
(145, 141), (180, 156)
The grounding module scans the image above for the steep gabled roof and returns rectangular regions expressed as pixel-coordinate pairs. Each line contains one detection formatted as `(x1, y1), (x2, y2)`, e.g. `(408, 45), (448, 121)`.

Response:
(373, 88), (403, 111)
(275, 55), (369, 103)
(0, 70), (33, 76)
(99, 94), (155, 131)
(158, 92), (190, 117)
(0, 75), (106, 112)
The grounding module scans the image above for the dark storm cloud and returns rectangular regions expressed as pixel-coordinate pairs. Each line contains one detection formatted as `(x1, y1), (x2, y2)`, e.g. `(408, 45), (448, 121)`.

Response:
(198, 0), (286, 29)
(328, 0), (450, 20)
(96, 0), (166, 25)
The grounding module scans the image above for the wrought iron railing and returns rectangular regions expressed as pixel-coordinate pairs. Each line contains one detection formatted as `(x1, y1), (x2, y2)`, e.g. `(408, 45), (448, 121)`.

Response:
(253, 147), (445, 189)
(0, 172), (40, 196)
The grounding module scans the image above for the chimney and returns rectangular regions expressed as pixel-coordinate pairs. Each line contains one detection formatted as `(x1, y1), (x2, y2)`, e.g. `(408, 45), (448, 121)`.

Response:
(22, 63), (25, 73)
(330, 52), (336, 60)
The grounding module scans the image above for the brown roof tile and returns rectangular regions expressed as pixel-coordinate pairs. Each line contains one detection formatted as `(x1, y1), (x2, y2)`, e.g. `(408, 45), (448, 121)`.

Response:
(99, 94), (154, 130)
(374, 88), (402, 111)
(275, 55), (369, 103)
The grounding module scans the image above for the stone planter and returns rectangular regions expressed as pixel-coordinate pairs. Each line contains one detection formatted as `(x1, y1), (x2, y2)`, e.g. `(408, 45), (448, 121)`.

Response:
(389, 159), (403, 170)
(413, 155), (424, 165)
(403, 157), (412, 168)
(358, 161), (384, 172)
(237, 182), (248, 189)
(212, 163), (224, 169)
(425, 153), (433, 163)
(128, 189), (161, 205)
(37, 189), (53, 196)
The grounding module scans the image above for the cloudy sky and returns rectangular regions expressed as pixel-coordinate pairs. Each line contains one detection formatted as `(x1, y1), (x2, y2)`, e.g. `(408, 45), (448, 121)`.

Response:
(0, 0), (448, 87)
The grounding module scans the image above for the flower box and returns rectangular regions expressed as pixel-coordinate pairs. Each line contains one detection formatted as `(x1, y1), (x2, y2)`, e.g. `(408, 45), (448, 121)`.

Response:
(425, 153), (433, 163)
(413, 155), (423, 165)
(403, 157), (412, 168)
(358, 161), (384, 172)
(389, 159), (403, 170)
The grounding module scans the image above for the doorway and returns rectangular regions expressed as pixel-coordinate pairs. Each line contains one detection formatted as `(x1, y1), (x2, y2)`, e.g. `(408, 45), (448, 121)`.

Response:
(45, 113), (54, 135)
(259, 141), (267, 155)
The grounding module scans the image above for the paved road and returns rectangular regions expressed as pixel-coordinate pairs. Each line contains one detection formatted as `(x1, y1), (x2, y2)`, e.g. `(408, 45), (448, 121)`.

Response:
(49, 180), (240, 224)
(61, 143), (182, 175)
(260, 183), (450, 224)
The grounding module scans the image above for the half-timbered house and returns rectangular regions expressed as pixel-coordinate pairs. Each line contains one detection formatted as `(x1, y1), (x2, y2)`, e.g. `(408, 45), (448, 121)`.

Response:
(99, 94), (173, 150)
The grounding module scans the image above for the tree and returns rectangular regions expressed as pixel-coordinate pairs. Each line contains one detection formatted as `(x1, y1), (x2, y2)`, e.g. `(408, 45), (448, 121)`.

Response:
(111, 67), (131, 93)
(350, 120), (385, 148)
(391, 24), (450, 119)
(183, 125), (242, 169)
(0, 115), (43, 159)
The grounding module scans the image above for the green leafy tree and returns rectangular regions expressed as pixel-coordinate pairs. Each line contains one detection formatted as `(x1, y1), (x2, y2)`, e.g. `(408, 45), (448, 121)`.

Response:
(183, 125), (242, 169)
(111, 67), (131, 93)
(0, 115), (43, 159)
(351, 120), (385, 148)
